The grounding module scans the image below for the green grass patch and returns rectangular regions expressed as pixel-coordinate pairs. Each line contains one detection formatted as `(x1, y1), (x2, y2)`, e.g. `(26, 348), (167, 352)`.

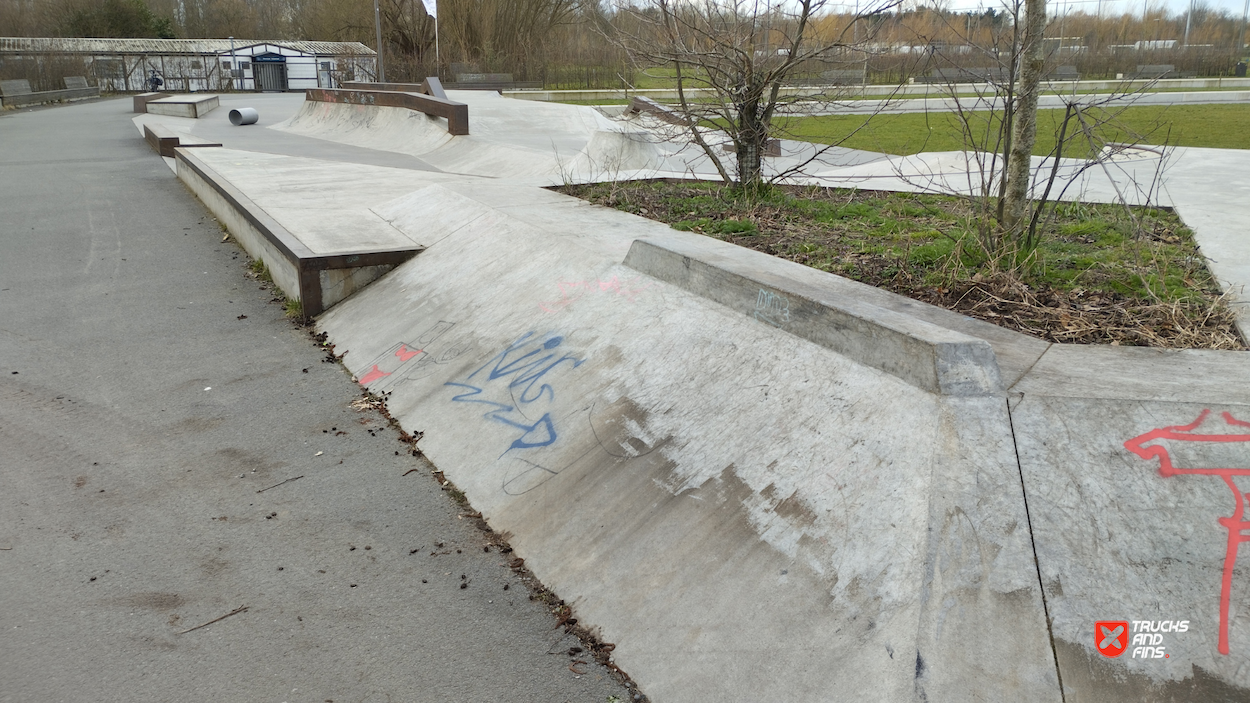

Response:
(784, 103), (1250, 155)
(556, 179), (1242, 348)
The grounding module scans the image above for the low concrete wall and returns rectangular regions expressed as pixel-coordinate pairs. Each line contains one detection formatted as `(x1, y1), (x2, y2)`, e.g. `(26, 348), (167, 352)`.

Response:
(0, 86), (99, 108)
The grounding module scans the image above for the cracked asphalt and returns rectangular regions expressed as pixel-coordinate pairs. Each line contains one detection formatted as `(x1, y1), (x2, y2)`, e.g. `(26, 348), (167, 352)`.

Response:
(0, 97), (635, 703)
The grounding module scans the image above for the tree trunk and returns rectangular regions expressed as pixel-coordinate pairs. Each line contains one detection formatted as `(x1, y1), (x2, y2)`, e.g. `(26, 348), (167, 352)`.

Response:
(735, 95), (765, 188)
(1000, 0), (1047, 243)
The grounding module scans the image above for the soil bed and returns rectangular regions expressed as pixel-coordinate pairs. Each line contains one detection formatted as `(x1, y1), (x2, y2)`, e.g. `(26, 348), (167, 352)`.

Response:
(555, 180), (1244, 350)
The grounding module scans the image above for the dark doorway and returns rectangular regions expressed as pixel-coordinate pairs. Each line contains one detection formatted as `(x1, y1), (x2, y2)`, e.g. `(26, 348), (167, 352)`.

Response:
(253, 54), (287, 92)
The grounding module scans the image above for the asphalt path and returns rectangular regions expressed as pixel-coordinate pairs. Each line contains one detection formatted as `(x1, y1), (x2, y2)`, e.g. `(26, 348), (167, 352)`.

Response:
(0, 97), (635, 703)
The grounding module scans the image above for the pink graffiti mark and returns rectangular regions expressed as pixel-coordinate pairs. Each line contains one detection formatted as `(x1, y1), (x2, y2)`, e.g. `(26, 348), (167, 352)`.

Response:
(358, 365), (391, 386)
(539, 275), (653, 313)
(395, 344), (422, 362)
(1125, 409), (1250, 655)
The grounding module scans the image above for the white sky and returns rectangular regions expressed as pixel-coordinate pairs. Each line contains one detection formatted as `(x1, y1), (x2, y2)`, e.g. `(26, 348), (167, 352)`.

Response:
(929, 0), (1247, 19)
(824, 0), (1250, 19)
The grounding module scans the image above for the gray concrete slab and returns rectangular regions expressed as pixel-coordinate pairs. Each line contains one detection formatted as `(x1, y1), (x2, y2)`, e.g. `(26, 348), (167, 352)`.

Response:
(0, 91), (632, 703)
(90, 79), (1250, 701)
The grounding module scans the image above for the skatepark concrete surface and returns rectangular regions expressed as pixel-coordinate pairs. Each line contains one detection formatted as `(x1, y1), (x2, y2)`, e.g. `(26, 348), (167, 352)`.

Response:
(9, 89), (1250, 701)
(1, 96), (635, 703)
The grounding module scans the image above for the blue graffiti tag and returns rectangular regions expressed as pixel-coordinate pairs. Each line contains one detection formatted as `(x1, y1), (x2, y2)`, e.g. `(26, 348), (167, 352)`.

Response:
(445, 332), (585, 455)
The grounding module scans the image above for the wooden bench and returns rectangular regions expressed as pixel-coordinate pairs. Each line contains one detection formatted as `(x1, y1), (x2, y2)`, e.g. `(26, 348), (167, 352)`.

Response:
(308, 85), (470, 135)
(0, 77), (100, 108)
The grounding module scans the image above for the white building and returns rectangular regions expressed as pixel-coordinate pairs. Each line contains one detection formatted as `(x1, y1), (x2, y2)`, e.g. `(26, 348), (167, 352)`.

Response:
(0, 37), (376, 92)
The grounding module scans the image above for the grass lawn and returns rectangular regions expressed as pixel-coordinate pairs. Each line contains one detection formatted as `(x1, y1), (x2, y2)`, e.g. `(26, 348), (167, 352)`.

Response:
(784, 103), (1250, 155)
(556, 180), (1244, 349)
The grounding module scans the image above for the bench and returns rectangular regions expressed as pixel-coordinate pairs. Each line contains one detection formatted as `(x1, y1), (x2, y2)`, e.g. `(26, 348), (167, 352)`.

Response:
(914, 67), (1009, 84)
(820, 69), (867, 85)
(143, 122), (222, 158)
(307, 86), (470, 135)
(1129, 64), (1197, 80)
(0, 77), (100, 108)
(1046, 65), (1080, 81)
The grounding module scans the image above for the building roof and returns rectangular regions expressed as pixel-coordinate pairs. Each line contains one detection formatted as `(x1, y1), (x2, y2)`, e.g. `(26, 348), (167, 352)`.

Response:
(0, 37), (376, 56)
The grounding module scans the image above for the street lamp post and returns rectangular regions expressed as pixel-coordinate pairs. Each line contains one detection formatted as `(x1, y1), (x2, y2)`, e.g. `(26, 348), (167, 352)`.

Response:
(374, 0), (386, 82)
(229, 36), (238, 91)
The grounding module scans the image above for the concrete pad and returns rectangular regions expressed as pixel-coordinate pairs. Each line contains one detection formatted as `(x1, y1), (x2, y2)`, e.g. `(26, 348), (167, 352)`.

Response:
(1159, 147), (1250, 342)
(147, 94), (220, 119)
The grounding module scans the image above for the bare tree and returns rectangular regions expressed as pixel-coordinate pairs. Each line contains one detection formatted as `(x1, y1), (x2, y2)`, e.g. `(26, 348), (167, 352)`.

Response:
(609, 0), (903, 191)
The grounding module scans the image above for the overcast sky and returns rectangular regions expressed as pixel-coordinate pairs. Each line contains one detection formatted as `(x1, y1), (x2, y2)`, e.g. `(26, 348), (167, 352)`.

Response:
(929, 0), (1248, 19)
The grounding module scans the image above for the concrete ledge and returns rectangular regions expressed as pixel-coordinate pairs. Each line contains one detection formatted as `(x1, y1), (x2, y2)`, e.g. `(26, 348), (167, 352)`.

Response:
(174, 147), (422, 316)
(133, 92), (171, 113)
(624, 236), (1004, 395)
(143, 123), (221, 158)
(147, 94), (220, 118)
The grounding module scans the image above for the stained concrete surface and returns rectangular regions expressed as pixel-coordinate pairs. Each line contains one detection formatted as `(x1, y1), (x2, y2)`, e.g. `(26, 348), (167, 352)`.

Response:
(0, 96), (633, 702)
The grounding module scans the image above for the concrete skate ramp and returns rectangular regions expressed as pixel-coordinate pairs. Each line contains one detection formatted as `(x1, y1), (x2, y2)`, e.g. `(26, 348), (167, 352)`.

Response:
(271, 91), (663, 184)
(307, 172), (1250, 701)
(314, 179), (1057, 701)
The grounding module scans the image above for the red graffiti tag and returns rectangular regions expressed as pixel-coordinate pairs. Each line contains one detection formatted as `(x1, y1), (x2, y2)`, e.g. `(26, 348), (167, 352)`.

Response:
(358, 365), (391, 386)
(1125, 410), (1250, 655)
(395, 344), (422, 362)
(539, 276), (653, 313)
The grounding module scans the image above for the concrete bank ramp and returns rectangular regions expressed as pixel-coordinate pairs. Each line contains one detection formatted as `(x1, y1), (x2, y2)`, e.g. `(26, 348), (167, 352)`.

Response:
(171, 140), (1250, 699)
(319, 232), (1056, 699)
(271, 90), (664, 184)
(313, 178), (1250, 701)
(293, 174), (1098, 699)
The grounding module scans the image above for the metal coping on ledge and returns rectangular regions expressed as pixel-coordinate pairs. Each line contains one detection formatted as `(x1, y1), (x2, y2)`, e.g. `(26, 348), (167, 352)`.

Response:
(173, 147), (423, 317)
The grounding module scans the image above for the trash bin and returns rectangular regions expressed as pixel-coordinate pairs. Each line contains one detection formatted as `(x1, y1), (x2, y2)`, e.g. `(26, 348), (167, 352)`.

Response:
(1237, 62), (1247, 78)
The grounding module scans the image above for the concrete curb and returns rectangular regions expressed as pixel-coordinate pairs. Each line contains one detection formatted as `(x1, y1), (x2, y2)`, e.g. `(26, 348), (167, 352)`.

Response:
(173, 147), (421, 316)
(624, 236), (1004, 396)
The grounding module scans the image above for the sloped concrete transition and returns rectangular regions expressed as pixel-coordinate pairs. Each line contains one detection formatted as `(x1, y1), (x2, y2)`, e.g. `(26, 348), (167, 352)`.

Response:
(169, 94), (1250, 702)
